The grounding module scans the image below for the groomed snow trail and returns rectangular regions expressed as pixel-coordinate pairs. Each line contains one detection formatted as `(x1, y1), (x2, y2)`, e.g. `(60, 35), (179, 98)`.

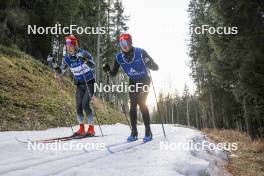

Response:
(0, 124), (230, 176)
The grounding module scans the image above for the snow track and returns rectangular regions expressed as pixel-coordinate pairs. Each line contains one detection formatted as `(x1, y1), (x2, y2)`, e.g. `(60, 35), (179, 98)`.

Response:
(0, 124), (230, 176)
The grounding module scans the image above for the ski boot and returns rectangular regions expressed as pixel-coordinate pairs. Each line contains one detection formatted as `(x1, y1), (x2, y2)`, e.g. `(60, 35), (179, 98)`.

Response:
(73, 124), (86, 137)
(86, 125), (95, 137)
(127, 132), (138, 142)
(143, 128), (152, 142)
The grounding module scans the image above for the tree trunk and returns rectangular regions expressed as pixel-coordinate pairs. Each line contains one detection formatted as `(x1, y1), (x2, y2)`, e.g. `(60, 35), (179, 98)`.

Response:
(195, 103), (199, 129)
(209, 90), (216, 128)
(186, 97), (190, 126)
(171, 101), (174, 124)
(176, 103), (179, 124)
(243, 96), (253, 138)
(202, 103), (207, 128)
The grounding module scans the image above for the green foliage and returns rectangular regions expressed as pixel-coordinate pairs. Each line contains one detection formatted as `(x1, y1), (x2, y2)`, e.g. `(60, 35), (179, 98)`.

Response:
(151, 87), (202, 129)
(0, 0), (128, 61)
(188, 0), (264, 138)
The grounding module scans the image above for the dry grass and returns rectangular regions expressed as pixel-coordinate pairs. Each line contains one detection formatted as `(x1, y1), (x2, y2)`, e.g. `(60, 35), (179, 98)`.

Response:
(0, 45), (127, 131)
(203, 128), (264, 176)
(92, 97), (128, 125)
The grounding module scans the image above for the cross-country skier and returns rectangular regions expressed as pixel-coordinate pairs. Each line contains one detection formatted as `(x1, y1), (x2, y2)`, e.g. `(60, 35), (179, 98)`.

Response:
(54, 35), (96, 137)
(103, 33), (159, 142)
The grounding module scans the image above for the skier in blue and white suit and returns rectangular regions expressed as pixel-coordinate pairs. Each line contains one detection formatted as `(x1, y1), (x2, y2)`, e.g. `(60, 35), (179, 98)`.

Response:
(55, 35), (96, 137)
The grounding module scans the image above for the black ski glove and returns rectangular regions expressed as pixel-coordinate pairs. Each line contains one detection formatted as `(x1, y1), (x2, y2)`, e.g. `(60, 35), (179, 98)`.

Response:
(103, 64), (110, 73)
(76, 56), (88, 64)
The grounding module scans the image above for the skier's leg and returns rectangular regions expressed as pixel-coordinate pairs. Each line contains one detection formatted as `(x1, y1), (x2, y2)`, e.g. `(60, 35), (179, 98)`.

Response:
(137, 80), (152, 142)
(138, 91), (152, 137)
(75, 85), (86, 134)
(129, 90), (138, 137)
(82, 83), (93, 124)
(76, 85), (85, 123)
(82, 82), (95, 135)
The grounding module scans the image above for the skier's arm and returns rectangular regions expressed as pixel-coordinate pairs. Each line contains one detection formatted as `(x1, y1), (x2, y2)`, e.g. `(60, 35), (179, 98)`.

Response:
(141, 49), (159, 71)
(103, 59), (120, 77)
(109, 60), (120, 76)
(82, 51), (95, 69)
(54, 58), (68, 75)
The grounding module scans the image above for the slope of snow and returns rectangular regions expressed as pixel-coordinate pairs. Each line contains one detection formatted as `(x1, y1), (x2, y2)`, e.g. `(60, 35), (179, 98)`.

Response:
(0, 124), (230, 176)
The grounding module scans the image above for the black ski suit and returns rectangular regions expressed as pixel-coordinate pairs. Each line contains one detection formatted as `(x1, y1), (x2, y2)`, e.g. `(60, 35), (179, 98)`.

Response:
(109, 47), (159, 136)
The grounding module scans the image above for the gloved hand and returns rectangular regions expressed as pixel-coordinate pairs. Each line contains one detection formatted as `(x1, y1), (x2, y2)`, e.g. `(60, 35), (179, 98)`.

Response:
(103, 64), (110, 73)
(47, 54), (54, 62)
(77, 56), (88, 63)
(47, 53), (59, 69)
(76, 53), (88, 63)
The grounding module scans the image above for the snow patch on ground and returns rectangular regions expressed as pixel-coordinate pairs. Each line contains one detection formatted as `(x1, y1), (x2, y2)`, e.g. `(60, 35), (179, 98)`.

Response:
(0, 124), (230, 176)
